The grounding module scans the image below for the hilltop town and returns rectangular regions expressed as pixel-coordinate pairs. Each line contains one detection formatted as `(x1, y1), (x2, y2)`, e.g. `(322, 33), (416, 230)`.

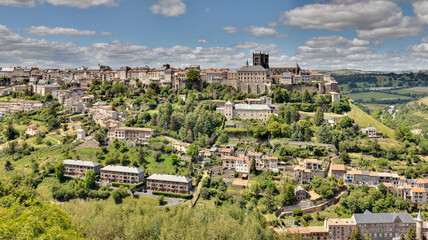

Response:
(0, 53), (427, 240)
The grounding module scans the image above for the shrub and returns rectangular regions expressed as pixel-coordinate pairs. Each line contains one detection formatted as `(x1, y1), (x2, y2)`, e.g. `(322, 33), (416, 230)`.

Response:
(152, 191), (193, 199)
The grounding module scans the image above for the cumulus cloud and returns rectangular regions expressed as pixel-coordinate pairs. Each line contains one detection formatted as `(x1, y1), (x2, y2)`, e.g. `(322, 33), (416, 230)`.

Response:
(234, 42), (282, 55)
(0, 24), (248, 69)
(0, 0), (35, 7)
(356, 16), (423, 39)
(244, 26), (288, 39)
(280, 0), (424, 39)
(221, 26), (238, 34)
(197, 39), (210, 44)
(303, 36), (370, 47)
(23, 26), (112, 36)
(413, 1), (428, 25)
(150, 0), (186, 17)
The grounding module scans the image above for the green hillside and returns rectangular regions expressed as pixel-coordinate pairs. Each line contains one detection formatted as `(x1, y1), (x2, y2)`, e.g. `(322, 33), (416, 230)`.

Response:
(347, 104), (395, 137)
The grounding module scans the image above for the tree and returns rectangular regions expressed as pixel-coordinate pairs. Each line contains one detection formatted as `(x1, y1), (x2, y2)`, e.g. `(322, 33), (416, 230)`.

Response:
(4, 160), (13, 171)
(292, 208), (303, 217)
(316, 124), (333, 143)
(313, 107), (324, 126)
(399, 232), (406, 240)
(302, 90), (312, 103)
(406, 226), (417, 240)
(94, 132), (106, 143)
(158, 195), (166, 206)
(55, 163), (65, 180)
(4, 121), (19, 141)
(377, 183), (388, 196)
(153, 151), (162, 162)
(340, 151), (351, 164)
(186, 144), (199, 160)
(338, 116), (353, 129)
(284, 185), (295, 205)
(250, 158), (257, 174)
(186, 70), (200, 82)
(338, 177), (344, 188)
(84, 170), (97, 191)
(170, 153), (179, 165)
(347, 227), (363, 240)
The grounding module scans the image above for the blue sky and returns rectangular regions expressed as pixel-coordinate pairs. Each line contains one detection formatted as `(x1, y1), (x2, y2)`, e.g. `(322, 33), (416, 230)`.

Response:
(0, 0), (428, 71)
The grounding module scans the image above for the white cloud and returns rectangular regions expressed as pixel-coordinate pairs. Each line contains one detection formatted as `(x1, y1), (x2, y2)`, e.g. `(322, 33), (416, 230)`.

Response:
(413, 1), (428, 25)
(356, 16), (423, 39)
(304, 36), (370, 47)
(234, 42), (282, 55)
(23, 26), (112, 36)
(150, 0), (186, 17)
(39, 0), (117, 8)
(245, 25), (288, 39)
(0, 0), (35, 7)
(280, 0), (424, 39)
(221, 26), (238, 34)
(197, 39), (210, 44)
(0, 0), (117, 8)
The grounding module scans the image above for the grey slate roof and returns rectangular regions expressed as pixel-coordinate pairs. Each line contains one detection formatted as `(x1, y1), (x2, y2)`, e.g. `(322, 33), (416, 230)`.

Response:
(234, 103), (271, 111)
(101, 165), (144, 174)
(147, 174), (193, 183)
(269, 63), (299, 69)
(239, 65), (266, 72)
(353, 211), (415, 224)
(63, 159), (100, 167)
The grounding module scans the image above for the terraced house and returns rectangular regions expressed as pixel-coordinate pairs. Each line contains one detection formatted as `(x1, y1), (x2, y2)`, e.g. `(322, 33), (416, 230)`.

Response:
(146, 174), (193, 194)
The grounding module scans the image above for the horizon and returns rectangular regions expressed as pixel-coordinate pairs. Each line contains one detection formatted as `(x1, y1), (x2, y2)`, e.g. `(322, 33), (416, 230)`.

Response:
(0, 0), (428, 71)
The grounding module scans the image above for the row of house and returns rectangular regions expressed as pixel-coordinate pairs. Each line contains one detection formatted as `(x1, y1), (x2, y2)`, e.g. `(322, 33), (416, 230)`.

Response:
(286, 210), (428, 240)
(330, 164), (428, 205)
(0, 99), (44, 117)
(220, 148), (285, 174)
(63, 159), (193, 193)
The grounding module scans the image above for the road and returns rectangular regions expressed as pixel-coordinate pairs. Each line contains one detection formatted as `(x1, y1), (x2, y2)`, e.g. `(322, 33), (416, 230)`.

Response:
(269, 140), (336, 149)
(134, 190), (185, 208)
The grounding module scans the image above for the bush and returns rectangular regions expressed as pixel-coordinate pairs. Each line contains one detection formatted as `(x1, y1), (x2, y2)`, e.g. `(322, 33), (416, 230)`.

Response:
(152, 191), (193, 199)
(111, 181), (145, 189)
(292, 208), (303, 217)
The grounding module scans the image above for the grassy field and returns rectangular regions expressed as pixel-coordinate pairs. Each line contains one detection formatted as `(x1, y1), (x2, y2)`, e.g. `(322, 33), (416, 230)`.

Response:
(346, 92), (412, 102)
(347, 104), (395, 137)
(419, 96), (428, 105)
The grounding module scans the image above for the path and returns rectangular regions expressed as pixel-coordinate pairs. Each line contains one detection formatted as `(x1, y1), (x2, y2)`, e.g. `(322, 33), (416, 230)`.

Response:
(47, 135), (61, 145)
(191, 170), (209, 207)
(269, 140), (336, 149)
(134, 191), (185, 208)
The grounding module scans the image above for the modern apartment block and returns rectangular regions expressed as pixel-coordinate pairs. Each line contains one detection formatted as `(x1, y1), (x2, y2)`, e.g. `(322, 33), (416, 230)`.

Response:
(100, 165), (145, 184)
(146, 174), (193, 194)
(63, 159), (101, 178)
(107, 127), (154, 142)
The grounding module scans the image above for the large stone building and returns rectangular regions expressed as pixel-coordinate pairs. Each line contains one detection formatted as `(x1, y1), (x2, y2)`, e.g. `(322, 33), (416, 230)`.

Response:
(107, 127), (154, 142)
(63, 159), (101, 178)
(216, 100), (272, 121)
(146, 174), (193, 194)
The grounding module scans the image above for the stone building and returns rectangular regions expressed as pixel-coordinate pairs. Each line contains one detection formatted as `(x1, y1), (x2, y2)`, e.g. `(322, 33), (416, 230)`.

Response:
(238, 64), (269, 94)
(216, 100), (272, 121)
(107, 127), (154, 142)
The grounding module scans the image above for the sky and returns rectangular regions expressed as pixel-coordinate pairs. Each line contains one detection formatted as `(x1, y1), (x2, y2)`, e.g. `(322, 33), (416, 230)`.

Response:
(1, 0), (428, 71)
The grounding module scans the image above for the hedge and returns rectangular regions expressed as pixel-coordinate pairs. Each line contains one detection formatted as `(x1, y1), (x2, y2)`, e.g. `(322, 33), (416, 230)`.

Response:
(152, 191), (193, 199)
(111, 181), (145, 189)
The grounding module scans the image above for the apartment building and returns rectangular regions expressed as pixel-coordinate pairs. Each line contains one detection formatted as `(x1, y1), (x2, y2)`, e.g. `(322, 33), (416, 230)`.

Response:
(107, 127), (154, 142)
(146, 174), (193, 194)
(235, 158), (251, 173)
(63, 159), (101, 178)
(325, 218), (357, 240)
(222, 156), (244, 169)
(100, 165), (145, 184)
(172, 141), (190, 153)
